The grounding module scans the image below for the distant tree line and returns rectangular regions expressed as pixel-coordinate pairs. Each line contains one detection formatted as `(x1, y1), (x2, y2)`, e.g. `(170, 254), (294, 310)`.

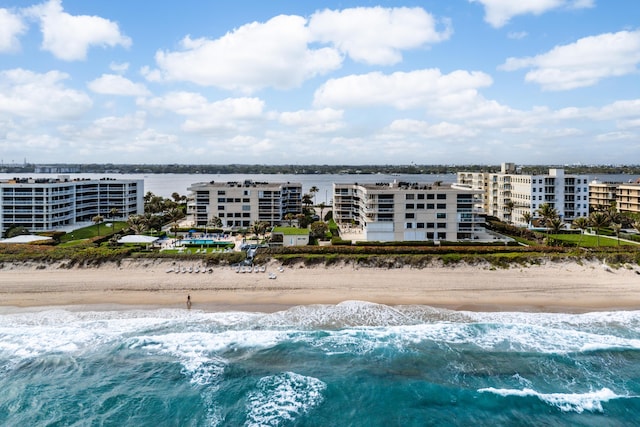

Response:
(5, 163), (640, 175)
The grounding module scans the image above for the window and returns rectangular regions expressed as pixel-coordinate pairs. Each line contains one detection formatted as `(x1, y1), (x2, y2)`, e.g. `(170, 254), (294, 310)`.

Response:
(427, 194), (435, 200)
(417, 194), (425, 200)
(406, 194), (414, 200)
(437, 203), (446, 209)
(427, 203), (434, 209)
(417, 203), (424, 209)
(242, 198), (250, 203)
(437, 194), (446, 200)
(437, 222), (447, 228)
(436, 213), (446, 219)
(244, 190), (250, 196)
(405, 213), (415, 219)
(406, 222), (413, 229)
(417, 222), (425, 228)
(405, 203), (414, 209)
(426, 222), (434, 228)
(217, 190), (225, 195)
(242, 205), (251, 211)
(217, 197), (225, 203)
(437, 232), (446, 239)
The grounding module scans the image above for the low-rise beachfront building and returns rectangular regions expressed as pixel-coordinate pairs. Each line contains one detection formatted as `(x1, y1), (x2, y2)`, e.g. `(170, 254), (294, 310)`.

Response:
(616, 182), (640, 214)
(187, 180), (302, 229)
(0, 176), (144, 234)
(458, 163), (590, 227)
(270, 226), (310, 247)
(332, 181), (485, 242)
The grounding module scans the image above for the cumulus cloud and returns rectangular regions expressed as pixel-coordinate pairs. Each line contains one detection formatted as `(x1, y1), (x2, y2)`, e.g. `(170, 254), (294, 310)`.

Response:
(139, 92), (265, 132)
(25, 0), (131, 61)
(469, 0), (594, 28)
(0, 8), (26, 52)
(313, 69), (493, 112)
(500, 30), (640, 90)
(145, 14), (342, 93)
(387, 119), (478, 138)
(88, 74), (150, 96)
(279, 108), (345, 133)
(308, 7), (452, 65)
(0, 68), (92, 119)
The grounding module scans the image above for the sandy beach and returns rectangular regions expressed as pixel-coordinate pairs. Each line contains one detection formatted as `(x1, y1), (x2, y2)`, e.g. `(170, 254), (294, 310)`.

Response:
(0, 258), (639, 312)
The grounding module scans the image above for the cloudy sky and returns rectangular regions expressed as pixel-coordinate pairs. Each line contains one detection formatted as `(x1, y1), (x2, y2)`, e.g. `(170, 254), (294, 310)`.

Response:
(0, 0), (638, 165)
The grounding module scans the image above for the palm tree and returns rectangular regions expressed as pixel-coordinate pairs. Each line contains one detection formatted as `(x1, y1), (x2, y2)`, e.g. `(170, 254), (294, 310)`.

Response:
(309, 186), (319, 205)
(110, 207), (119, 220)
(302, 193), (314, 214)
(536, 203), (558, 243)
(317, 202), (328, 221)
(571, 216), (589, 246)
(588, 211), (610, 247)
(166, 207), (185, 237)
(521, 211), (532, 228)
(611, 223), (622, 246)
(92, 214), (104, 236)
(250, 221), (269, 242)
(127, 214), (148, 234)
(206, 216), (222, 234)
(284, 213), (295, 226)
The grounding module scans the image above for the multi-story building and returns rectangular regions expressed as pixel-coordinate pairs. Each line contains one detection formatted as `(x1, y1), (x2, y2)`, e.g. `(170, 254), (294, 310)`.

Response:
(333, 181), (485, 242)
(0, 176), (143, 233)
(187, 180), (302, 229)
(590, 179), (640, 215)
(459, 163), (590, 227)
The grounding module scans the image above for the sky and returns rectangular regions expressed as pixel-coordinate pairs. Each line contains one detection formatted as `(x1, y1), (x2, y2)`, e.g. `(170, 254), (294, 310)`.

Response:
(0, 0), (639, 166)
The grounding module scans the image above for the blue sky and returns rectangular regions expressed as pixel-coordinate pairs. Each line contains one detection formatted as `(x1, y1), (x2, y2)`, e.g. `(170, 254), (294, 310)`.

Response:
(0, 0), (638, 165)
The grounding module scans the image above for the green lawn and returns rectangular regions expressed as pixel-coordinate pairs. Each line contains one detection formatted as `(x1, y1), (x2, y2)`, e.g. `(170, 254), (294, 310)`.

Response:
(59, 221), (129, 243)
(549, 233), (638, 247)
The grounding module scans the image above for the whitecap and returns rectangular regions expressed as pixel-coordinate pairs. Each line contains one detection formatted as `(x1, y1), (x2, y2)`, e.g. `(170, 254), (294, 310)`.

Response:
(245, 372), (326, 426)
(478, 387), (624, 413)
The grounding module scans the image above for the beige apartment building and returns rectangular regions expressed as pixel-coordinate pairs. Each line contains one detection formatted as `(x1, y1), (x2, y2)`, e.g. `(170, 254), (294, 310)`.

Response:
(333, 181), (484, 242)
(187, 180), (302, 229)
(458, 163), (590, 227)
(0, 176), (143, 234)
(590, 179), (640, 215)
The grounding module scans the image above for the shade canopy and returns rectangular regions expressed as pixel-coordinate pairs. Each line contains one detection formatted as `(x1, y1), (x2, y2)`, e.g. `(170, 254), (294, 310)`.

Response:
(117, 235), (160, 244)
(0, 235), (53, 244)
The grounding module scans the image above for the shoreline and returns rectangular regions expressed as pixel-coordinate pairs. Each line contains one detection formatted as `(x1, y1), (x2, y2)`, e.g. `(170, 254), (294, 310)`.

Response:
(1, 259), (640, 312)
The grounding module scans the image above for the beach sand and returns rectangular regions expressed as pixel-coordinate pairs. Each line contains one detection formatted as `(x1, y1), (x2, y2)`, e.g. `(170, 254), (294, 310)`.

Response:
(1, 258), (640, 312)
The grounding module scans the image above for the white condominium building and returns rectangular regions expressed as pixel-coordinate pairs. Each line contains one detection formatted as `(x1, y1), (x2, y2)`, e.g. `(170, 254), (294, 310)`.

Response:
(0, 176), (144, 233)
(187, 180), (302, 229)
(458, 163), (589, 227)
(333, 181), (484, 242)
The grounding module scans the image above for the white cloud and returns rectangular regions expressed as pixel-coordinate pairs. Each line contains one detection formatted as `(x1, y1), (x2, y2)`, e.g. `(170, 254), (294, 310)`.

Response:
(500, 30), (640, 90)
(0, 68), (92, 119)
(387, 119), (478, 139)
(88, 74), (150, 96)
(0, 8), (26, 52)
(469, 0), (594, 28)
(139, 92), (265, 132)
(507, 31), (528, 40)
(308, 7), (452, 65)
(26, 0), (131, 61)
(146, 14), (342, 93)
(109, 62), (129, 74)
(278, 108), (344, 133)
(313, 69), (493, 112)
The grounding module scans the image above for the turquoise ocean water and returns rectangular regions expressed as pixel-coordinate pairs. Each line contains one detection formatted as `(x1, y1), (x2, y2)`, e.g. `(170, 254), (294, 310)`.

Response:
(1, 301), (640, 426)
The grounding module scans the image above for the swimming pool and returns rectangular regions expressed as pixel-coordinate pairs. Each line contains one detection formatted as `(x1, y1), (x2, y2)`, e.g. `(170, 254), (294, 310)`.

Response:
(180, 239), (234, 246)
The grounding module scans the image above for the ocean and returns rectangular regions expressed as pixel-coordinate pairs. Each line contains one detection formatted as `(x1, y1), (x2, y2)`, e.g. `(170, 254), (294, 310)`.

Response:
(1, 302), (639, 426)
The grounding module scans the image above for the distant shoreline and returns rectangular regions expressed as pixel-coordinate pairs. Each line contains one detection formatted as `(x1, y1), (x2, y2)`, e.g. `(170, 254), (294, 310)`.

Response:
(1, 259), (639, 312)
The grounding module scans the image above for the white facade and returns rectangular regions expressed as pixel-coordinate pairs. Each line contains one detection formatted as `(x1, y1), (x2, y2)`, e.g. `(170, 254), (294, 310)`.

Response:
(333, 181), (485, 242)
(0, 177), (144, 233)
(188, 180), (302, 229)
(458, 163), (589, 227)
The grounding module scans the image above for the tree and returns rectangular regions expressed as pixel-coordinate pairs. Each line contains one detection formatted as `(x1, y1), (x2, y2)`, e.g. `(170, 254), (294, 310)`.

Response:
(127, 215), (148, 234)
(284, 213), (295, 226)
(110, 207), (119, 220)
(166, 207), (185, 236)
(571, 216), (589, 246)
(207, 216), (223, 232)
(536, 203), (559, 243)
(302, 193), (314, 214)
(92, 215), (104, 236)
(548, 217), (564, 234)
(611, 223), (622, 246)
(310, 221), (328, 239)
(317, 202), (328, 221)
(521, 211), (532, 228)
(588, 211), (610, 247)
(250, 221), (269, 241)
(309, 186), (319, 204)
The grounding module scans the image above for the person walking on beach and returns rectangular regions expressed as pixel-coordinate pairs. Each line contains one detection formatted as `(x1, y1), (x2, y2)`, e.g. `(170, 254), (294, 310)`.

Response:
(186, 295), (192, 309)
